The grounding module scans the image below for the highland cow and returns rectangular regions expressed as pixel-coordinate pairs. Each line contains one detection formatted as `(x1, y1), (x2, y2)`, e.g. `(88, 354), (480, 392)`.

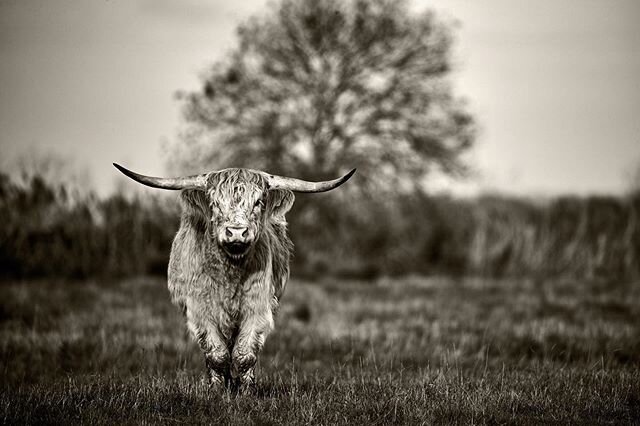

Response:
(113, 163), (355, 391)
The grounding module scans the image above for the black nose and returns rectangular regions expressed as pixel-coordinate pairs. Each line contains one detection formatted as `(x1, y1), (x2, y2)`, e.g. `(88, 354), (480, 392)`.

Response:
(225, 226), (249, 242)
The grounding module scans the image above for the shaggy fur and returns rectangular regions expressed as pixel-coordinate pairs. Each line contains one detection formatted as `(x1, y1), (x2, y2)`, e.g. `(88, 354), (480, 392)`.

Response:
(167, 169), (294, 391)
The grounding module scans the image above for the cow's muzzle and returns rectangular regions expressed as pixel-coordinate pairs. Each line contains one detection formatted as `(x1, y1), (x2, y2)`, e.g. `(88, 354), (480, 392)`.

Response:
(220, 226), (253, 260)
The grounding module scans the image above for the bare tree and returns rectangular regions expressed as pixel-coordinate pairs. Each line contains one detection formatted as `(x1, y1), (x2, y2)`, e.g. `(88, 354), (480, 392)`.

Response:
(173, 0), (474, 194)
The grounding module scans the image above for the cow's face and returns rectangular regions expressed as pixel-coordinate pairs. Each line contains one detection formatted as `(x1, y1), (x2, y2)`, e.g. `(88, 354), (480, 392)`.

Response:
(207, 169), (294, 261)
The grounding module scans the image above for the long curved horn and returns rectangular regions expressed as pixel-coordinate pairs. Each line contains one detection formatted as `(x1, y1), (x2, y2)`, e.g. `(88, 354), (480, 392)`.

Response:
(263, 169), (356, 193)
(113, 163), (208, 190)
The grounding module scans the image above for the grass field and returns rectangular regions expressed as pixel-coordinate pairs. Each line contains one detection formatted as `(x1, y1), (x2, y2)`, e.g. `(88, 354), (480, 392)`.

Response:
(1, 275), (639, 424)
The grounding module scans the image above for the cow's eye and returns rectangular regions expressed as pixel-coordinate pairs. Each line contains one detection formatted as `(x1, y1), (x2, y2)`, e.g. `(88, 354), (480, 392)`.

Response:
(254, 199), (264, 210)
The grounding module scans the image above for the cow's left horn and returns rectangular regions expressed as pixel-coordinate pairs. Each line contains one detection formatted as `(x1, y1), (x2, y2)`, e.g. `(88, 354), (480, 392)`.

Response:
(263, 169), (356, 193)
(113, 163), (208, 190)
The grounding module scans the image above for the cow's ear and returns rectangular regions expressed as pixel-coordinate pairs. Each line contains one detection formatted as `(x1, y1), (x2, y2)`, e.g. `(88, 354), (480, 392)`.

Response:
(268, 189), (295, 220)
(181, 189), (210, 220)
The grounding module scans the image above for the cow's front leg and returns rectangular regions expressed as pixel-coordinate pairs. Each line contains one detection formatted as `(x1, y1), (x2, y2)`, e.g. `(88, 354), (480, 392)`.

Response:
(231, 311), (274, 392)
(187, 318), (230, 389)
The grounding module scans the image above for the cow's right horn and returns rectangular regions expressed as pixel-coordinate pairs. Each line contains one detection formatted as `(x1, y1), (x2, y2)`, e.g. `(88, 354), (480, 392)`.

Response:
(113, 163), (208, 190)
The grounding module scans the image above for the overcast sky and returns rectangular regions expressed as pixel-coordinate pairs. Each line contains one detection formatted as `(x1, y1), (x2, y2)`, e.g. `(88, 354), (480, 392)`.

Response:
(1, 0), (639, 196)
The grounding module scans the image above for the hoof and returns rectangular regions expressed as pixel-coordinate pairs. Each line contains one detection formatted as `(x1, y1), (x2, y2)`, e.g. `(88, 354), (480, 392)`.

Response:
(206, 371), (228, 391)
(230, 375), (256, 396)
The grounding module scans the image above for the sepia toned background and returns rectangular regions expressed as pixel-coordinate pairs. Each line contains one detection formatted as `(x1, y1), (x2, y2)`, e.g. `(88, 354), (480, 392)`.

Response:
(1, 0), (639, 423)
(1, 0), (639, 196)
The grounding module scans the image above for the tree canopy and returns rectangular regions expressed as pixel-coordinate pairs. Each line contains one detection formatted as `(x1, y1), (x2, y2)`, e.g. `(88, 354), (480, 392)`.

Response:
(174, 0), (474, 194)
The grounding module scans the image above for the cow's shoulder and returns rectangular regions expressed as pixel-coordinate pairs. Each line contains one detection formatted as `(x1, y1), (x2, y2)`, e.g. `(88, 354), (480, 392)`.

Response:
(267, 222), (293, 300)
(168, 202), (209, 306)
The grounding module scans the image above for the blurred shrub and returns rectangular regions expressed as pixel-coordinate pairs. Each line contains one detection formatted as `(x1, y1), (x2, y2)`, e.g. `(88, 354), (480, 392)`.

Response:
(290, 190), (639, 280)
(0, 172), (178, 280)
(0, 171), (638, 280)
(470, 194), (640, 279)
